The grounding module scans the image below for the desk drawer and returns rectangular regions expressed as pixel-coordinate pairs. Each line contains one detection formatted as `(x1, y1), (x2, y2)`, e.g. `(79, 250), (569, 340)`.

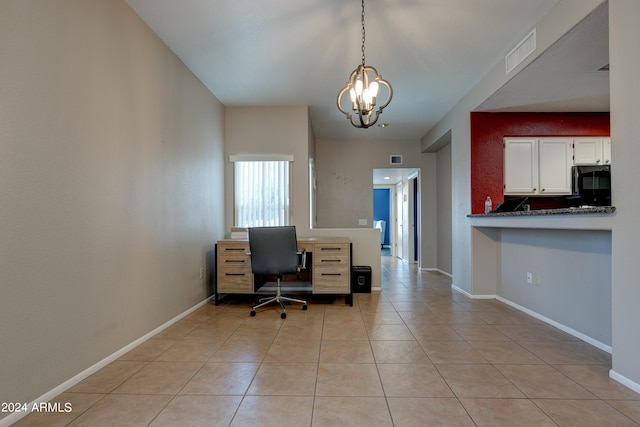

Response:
(314, 243), (349, 256)
(314, 244), (349, 266)
(218, 254), (251, 267)
(313, 265), (350, 293)
(218, 242), (250, 254)
(217, 266), (253, 293)
(314, 255), (349, 267)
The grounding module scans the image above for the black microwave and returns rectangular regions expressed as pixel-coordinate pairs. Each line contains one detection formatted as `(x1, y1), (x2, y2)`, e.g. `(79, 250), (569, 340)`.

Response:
(572, 165), (611, 206)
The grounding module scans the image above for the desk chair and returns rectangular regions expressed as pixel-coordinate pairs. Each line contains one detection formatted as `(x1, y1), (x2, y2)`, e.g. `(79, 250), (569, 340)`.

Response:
(248, 226), (308, 319)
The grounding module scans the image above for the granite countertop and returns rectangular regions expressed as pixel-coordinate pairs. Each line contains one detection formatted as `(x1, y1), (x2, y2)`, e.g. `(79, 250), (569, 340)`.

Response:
(468, 206), (616, 218)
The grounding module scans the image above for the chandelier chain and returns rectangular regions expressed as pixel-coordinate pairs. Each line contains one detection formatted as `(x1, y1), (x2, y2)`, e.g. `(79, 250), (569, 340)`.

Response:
(336, 0), (392, 128)
(361, 0), (366, 66)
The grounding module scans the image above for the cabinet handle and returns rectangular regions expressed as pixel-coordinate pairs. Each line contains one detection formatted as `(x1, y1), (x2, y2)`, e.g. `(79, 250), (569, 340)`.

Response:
(321, 273), (342, 276)
(224, 248), (246, 252)
(321, 259), (341, 263)
(321, 247), (342, 251)
(533, 188), (536, 192)
(224, 260), (245, 263)
(541, 188), (545, 192)
(224, 273), (246, 276)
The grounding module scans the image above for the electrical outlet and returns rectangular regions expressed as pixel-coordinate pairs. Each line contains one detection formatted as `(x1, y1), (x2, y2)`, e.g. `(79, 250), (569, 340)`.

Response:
(533, 273), (541, 286)
(526, 272), (533, 284)
(200, 267), (205, 279)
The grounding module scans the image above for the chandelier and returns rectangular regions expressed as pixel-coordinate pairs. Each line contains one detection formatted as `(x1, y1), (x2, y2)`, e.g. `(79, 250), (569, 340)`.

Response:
(336, 0), (393, 129)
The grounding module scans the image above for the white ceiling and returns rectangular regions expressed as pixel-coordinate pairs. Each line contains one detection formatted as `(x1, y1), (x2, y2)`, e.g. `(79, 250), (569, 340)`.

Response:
(124, 0), (609, 141)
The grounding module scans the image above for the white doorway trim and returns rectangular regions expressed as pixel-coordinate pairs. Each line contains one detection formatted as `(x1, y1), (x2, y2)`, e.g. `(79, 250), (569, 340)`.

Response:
(373, 168), (421, 265)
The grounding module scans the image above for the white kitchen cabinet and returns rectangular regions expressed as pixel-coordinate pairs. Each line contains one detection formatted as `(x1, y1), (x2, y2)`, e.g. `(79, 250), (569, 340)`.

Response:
(538, 138), (573, 194)
(573, 137), (611, 165)
(504, 138), (537, 194)
(504, 137), (572, 196)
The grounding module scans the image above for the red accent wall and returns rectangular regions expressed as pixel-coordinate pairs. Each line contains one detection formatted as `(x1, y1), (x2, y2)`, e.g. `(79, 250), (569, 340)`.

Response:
(470, 112), (610, 214)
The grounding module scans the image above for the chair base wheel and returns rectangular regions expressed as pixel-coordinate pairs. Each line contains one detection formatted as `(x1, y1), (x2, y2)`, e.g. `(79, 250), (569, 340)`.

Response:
(302, 304), (308, 311)
(250, 310), (256, 317)
(280, 312), (287, 319)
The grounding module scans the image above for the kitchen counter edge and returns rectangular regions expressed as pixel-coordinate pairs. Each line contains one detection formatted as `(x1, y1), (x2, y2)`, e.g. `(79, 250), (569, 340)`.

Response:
(468, 206), (615, 218)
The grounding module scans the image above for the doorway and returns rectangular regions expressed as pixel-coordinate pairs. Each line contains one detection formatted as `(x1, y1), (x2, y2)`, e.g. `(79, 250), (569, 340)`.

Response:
(373, 168), (420, 264)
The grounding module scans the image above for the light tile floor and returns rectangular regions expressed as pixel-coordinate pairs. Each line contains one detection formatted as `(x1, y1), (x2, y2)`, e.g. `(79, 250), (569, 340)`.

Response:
(13, 257), (640, 426)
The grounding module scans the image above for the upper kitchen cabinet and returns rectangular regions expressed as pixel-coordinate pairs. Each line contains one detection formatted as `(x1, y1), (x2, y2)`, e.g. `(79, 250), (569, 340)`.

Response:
(573, 137), (611, 165)
(504, 137), (537, 194)
(504, 137), (573, 196)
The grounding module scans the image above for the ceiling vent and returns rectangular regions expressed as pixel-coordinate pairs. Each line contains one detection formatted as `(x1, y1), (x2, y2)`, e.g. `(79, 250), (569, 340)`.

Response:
(505, 28), (536, 75)
(390, 155), (403, 165)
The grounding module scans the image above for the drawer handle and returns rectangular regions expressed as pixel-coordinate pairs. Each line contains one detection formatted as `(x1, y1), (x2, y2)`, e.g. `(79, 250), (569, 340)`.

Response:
(321, 247), (342, 251)
(321, 259), (341, 263)
(321, 273), (342, 276)
(225, 273), (246, 276)
(224, 248), (246, 251)
(224, 260), (246, 263)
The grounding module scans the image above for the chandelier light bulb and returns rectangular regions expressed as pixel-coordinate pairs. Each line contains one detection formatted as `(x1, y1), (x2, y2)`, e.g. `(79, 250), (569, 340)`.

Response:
(355, 78), (363, 96)
(369, 81), (379, 98)
(363, 88), (372, 107)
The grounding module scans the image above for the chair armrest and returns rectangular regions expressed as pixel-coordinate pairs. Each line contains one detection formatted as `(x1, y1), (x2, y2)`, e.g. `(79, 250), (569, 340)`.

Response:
(297, 248), (307, 270)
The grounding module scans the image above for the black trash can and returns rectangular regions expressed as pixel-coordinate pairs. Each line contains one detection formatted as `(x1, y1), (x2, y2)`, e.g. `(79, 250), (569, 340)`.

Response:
(351, 266), (372, 293)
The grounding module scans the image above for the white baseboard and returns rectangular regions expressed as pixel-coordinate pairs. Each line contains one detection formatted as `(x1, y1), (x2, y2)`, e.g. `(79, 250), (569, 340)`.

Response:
(495, 296), (612, 353)
(609, 369), (640, 395)
(451, 284), (496, 300)
(0, 297), (212, 427)
(421, 267), (452, 278)
(449, 284), (612, 353)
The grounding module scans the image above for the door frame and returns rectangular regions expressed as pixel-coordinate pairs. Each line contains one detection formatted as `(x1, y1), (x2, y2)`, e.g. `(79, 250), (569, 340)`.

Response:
(373, 168), (420, 265)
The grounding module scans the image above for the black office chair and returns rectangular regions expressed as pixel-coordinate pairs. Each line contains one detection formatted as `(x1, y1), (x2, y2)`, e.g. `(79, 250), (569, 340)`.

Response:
(248, 226), (308, 319)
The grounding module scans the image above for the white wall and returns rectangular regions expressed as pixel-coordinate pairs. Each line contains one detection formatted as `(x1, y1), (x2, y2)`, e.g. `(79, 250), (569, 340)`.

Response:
(500, 229), (612, 346)
(224, 106), (311, 234)
(436, 142), (453, 274)
(314, 138), (422, 229)
(609, 0), (640, 390)
(0, 0), (225, 412)
(314, 138), (438, 273)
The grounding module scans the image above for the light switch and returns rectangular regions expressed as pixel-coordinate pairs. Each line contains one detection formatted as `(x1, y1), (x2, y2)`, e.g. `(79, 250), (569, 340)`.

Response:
(358, 219), (368, 226)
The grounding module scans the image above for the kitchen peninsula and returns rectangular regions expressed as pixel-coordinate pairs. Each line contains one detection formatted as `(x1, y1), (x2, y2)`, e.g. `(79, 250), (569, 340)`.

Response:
(467, 206), (615, 353)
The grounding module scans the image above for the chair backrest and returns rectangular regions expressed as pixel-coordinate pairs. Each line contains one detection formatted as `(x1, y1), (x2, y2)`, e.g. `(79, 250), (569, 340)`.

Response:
(248, 226), (299, 276)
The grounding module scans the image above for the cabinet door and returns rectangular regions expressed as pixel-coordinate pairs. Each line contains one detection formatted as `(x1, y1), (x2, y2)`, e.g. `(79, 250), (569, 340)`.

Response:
(573, 137), (603, 165)
(504, 138), (538, 195)
(538, 138), (572, 195)
(602, 137), (611, 165)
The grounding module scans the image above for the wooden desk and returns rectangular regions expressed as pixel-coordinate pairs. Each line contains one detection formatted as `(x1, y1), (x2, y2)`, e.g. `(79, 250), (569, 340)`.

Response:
(214, 237), (352, 306)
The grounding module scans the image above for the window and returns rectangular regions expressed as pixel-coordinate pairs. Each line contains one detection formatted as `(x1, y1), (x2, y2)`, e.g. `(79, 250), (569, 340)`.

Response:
(233, 160), (291, 227)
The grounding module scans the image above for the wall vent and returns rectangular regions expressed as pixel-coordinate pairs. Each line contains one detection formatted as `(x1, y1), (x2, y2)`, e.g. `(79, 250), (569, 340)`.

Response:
(390, 155), (403, 165)
(505, 28), (536, 75)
